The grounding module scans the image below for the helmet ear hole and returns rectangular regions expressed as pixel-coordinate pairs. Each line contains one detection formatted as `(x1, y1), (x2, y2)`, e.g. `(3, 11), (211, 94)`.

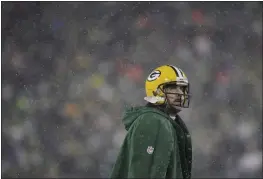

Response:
(152, 88), (164, 97)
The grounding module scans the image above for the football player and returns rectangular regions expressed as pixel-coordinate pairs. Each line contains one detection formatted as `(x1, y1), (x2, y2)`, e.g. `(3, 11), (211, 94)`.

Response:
(110, 65), (192, 179)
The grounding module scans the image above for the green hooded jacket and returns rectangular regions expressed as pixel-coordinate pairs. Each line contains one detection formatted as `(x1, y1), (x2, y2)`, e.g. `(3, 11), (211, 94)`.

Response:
(110, 105), (192, 179)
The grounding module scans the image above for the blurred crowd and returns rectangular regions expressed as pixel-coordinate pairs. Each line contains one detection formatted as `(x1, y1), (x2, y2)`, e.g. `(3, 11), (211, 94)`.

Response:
(2, 2), (262, 178)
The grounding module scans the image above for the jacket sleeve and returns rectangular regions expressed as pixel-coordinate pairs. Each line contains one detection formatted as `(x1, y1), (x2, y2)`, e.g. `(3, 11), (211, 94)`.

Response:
(127, 113), (174, 178)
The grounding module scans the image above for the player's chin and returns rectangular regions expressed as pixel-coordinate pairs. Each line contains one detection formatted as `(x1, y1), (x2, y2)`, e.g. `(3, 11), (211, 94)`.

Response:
(170, 103), (182, 109)
(171, 101), (181, 106)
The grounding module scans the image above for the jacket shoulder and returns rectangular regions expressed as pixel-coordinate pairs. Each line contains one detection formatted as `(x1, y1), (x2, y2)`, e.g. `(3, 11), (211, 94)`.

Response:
(139, 110), (169, 121)
(135, 111), (173, 133)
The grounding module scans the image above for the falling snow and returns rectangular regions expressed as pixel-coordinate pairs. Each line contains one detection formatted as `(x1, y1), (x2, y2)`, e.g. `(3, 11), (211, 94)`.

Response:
(1, 2), (262, 178)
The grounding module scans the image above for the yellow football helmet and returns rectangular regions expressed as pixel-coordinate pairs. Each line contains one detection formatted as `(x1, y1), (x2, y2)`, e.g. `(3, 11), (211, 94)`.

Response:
(144, 65), (190, 108)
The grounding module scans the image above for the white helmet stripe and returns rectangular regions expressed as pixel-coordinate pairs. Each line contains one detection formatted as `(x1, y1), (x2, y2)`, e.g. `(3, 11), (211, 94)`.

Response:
(172, 66), (183, 78)
(179, 69), (185, 77)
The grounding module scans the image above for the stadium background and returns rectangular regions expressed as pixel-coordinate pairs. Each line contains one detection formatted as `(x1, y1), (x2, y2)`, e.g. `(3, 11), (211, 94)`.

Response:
(2, 2), (262, 178)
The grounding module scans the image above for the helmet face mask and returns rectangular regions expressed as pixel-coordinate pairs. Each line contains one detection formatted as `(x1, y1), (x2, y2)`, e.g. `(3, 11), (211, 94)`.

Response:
(161, 83), (190, 109)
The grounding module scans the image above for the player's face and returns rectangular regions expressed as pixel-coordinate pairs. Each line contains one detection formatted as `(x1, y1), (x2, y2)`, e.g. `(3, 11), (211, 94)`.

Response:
(165, 85), (185, 107)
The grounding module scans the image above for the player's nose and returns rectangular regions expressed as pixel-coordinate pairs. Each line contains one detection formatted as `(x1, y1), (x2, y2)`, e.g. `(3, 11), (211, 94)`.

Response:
(175, 87), (183, 95)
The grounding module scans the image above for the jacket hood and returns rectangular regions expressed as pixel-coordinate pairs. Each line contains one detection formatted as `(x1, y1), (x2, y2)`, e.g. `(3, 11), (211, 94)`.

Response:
(122, 106), (143, 131)
(122, 105), (166, 131)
